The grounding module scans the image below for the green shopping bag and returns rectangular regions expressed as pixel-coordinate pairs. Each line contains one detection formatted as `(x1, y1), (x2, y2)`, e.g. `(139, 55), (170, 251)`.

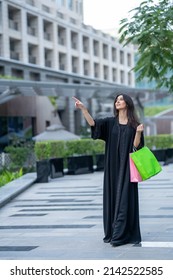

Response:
(130, 146), (162, 181)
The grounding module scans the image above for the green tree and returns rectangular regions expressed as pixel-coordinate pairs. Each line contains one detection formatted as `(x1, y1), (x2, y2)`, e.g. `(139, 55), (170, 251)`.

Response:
(119, 0), (173, 92)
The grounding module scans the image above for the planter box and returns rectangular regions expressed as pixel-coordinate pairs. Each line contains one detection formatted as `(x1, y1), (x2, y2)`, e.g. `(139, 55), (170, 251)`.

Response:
(152, 149), (166, 162)
(164, 148), (173, 165)
(36, 159), (50, 183)
(152, 148), (173, 165)
(67, 155), (94, 175)
(50, 158), (64, 178)
(95, 154), (105, 171)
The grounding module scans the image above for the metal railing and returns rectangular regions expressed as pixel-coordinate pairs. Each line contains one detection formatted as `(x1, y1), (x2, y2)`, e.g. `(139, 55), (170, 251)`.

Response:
(0, 153), (36, 170)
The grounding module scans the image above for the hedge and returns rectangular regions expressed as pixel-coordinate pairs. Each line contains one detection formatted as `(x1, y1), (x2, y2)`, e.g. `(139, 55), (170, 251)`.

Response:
(34, 134), (173, 161)
(145, 134), (173, 149)
(34, 139), (105, 160)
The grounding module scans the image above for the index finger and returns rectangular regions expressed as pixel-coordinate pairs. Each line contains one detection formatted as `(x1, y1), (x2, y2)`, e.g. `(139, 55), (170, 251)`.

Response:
(72, 96), (79, 102)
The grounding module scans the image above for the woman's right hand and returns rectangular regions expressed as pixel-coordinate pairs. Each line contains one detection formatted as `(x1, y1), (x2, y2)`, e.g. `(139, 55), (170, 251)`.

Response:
(72, 97), (95, 126)
(72, 96), (85, 110)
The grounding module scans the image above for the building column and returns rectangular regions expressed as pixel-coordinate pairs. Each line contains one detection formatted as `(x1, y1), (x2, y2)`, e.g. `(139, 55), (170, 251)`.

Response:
(66, 27), (72, 73)
(116, 48), (120, 84)
(89, 37), (94, 77)
(108, 44), (112, 82)
(38, 17), (44, 67)
(21, 9), (28, 64)
(78, 33), (83, 75)
(52, 21), (58, 69)
(1, 1), (9, 59)
(60, 89), (76, 133)
(99, 42), (103, 80)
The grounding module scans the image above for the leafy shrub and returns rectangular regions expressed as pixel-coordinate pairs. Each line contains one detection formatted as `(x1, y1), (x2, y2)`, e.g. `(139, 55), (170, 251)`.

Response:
(4, 137), (34, 172)
(0, 168), (23, 187)
(34, 139), (105, 160)
(4, 146), (29, 170)
(49, 141), (65, 158)
(144, 106), (173, 117)
(145, 134), (173, 149)
(34, 134), (173, 161)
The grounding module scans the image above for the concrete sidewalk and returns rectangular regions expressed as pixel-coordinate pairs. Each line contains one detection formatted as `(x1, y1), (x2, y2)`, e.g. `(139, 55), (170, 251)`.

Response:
(0, 165), (173, 260)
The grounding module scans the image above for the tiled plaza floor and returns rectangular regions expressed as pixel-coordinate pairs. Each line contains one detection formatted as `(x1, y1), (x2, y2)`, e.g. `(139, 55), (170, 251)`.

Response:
(0, 165), (173, 260)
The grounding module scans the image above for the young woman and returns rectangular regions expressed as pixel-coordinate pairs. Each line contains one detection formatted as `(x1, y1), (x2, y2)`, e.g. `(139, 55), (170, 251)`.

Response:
(72, 94), (144, 246)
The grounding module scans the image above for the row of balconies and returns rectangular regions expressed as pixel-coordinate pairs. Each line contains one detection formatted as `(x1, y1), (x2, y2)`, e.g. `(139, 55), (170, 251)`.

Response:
(4, 0), (135, 57)
(7, 12), (111, 44)
(6, 18), (132, 66)
(8, 53), (129, 70)
(6, 42), (130, 68)
(8, 51), (121, 72)
(8, 49), (123, 67)
(0, 58), (130, 84)
(7, 57), (124, 81)
(3, 47), (131, 84)
(7, 37), (127, 65)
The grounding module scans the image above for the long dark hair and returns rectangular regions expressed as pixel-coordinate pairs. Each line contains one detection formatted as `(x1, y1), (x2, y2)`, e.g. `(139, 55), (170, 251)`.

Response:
(113, 94), (139, 128)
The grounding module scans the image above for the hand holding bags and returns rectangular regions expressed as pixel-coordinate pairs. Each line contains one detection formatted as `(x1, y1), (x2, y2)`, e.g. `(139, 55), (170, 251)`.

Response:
(130, 146), (162, 182)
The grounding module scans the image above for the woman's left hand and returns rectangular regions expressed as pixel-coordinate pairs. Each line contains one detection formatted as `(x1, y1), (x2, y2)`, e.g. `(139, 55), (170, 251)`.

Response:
(136, 124), (144, 132)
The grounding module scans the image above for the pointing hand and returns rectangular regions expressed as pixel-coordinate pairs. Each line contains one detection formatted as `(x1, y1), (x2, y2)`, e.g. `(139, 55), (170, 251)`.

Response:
(72, 97), (85, 110)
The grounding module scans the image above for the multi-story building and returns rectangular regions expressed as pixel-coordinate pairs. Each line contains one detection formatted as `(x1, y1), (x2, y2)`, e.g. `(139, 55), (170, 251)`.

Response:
(0, 0), (135, 85)
(0, 0), (136, 150)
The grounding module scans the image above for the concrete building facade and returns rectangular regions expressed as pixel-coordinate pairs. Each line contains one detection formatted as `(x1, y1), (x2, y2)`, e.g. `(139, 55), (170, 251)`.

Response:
(0, 0), (135, 86)
(0, 0), (137, 150)
(3, 1), (172, 148)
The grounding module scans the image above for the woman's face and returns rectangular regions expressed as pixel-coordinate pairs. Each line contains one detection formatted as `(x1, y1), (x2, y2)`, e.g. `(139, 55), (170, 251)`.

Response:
(115, 95), (127, 110)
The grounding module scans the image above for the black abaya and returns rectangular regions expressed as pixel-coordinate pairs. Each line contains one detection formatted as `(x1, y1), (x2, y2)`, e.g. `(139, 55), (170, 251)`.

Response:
(91, 117), (144, 246)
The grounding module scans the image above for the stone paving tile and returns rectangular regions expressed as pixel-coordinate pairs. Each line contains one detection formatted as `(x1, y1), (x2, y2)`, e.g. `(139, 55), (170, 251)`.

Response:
(0, 165), (173, 260)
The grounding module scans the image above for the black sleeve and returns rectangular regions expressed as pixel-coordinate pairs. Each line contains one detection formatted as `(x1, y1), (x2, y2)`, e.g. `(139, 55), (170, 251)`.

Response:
(91, 118), (109, 141)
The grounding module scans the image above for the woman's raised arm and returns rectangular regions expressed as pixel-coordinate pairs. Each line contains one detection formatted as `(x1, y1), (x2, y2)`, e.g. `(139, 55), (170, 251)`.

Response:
(72, 97), (95, 126)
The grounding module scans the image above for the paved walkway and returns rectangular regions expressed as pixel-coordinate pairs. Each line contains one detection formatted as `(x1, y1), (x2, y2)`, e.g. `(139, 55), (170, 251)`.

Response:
(0, 165), (173, 260)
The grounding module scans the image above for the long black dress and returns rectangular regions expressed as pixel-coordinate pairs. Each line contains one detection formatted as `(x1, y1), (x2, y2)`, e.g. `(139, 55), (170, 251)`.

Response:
(91, 116), (144, 246)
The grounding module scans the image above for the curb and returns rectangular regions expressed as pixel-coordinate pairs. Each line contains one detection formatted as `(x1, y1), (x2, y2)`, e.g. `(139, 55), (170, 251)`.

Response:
(0, 172), (37, 208)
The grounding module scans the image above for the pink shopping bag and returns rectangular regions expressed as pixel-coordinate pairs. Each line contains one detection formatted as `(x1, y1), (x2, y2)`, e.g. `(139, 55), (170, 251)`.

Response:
(129, 156), (142, 182)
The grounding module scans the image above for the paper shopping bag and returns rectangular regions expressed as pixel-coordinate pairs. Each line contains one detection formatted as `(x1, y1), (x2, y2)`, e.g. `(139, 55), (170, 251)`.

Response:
(130, 146), (162, 181)
(129, 156), (142, 182)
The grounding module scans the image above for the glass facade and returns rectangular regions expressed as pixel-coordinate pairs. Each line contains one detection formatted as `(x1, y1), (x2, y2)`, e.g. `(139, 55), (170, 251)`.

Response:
(0, 117), (33, 151)
(68, 0), (73, 10)
(56, 0), (65, 7)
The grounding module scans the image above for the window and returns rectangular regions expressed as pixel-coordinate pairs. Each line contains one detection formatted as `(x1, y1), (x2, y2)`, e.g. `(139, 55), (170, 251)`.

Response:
(83, 36), (89, 53)
(127, 53), (132, 67)
(93, 40), (99, 56)
(120, 70), (125, 84)
(103, 44), (108, 60)
(0, 116), (33, 150)
(71, 31), (78, 49)
(67, 0), (73, 10)
(56, 0), (65, 7)
(29, 72), (40, 81)
(0, 66), (5, 75)
(46, 121), (50, 127)
(128, 72), (132, 85)
(26, 0), (35, 6)
(112, 68), (117, 82)
(11, 68), (23, 78)
(42, 5), (50, 13)
(120, 50), (124, 64)
(112, 47), (117, 62)
(103, 65), (108, 80)
(94, 63), (99, 78)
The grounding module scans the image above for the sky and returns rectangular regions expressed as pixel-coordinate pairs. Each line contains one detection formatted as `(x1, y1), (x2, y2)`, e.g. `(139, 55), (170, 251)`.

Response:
(83, 0), (145, 32)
